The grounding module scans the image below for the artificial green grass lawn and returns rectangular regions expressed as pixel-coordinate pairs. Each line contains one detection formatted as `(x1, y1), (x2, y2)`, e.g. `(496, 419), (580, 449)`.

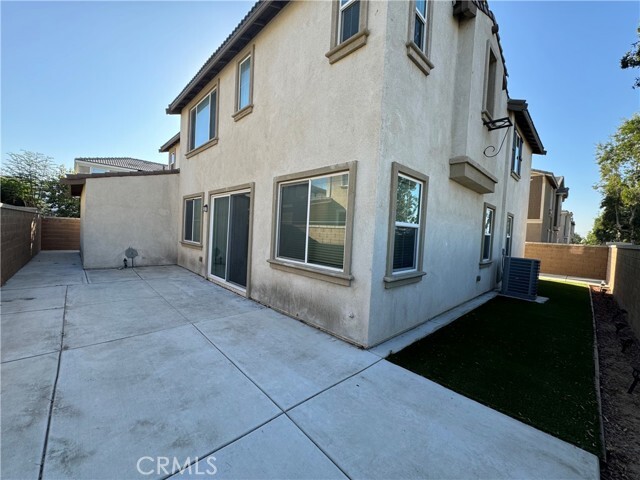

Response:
(388, 280), (601, 455)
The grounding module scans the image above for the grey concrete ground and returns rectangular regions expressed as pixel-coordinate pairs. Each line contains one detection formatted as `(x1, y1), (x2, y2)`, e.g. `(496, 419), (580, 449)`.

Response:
(1, 252), (599, 479)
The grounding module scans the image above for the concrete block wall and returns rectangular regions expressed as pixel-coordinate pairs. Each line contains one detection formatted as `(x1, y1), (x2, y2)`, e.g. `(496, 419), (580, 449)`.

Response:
(41, 217), (80, 250)
(524, 242), (609, 280)
(607, 245), (640, 339)
(1, 204), (41, 285)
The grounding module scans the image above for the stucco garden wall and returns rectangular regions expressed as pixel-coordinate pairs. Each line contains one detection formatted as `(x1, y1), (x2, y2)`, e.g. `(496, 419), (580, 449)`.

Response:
(1, 204), (41, 285)
(607, 244), (640, 338)
(81, 173), (179, 268)
(524, 242), (609, 280)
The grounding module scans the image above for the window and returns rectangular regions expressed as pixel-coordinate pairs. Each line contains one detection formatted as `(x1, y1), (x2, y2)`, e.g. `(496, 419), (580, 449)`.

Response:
(413, 0), (427, 52)
(169, 151), (176, 169)
(270, 163), (356, 286)
(511, 129), (523, 176)
(385, 163), (428, 288)
(277, 173), (349, 270)
(339, 0), (360, 43)
(483, 45), (498, 119)
(183, 196), (203, 244)
(481, 204), (495, 262)
(505, 214), (514, 256)
(237, 55), (251, 111)
(406, 0), (434, 75)
(326, 0), (369, 64)
(189, 89), (217, 151)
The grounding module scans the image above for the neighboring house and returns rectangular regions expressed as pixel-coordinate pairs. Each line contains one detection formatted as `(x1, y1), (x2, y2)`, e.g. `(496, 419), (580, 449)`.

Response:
(526, 169), (569, 243)
(69, 0), (546, 348)
(74, 157), (167, 174)
(558, 210), (575, 244)
(159, 134), (180, 170)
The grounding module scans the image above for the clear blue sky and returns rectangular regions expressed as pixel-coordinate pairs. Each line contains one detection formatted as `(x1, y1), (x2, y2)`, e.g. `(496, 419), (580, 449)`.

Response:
(2, 1), (638, 236)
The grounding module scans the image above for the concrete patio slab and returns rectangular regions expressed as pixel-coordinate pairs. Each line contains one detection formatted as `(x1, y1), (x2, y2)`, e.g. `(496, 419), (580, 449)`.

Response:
(63, 296), (188, 349)
(196, 308), (379, 410)
(85, 268), (142, 283)
(66, 280), (158, 307)
(133, 265), (196, 280)
(0, 285), (66, 314)
(289, 360), (599, 479)
(176, 415), (346, 479)
(44, 325), (281, 479)
(1, 353), (59, 480)
(2, 271), (86, 290)
(147, 278), (264, 323)
(1, 308), (64, 362)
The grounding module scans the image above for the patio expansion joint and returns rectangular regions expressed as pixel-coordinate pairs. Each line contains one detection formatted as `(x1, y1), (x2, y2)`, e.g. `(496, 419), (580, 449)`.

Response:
(37, 285), (68, 480)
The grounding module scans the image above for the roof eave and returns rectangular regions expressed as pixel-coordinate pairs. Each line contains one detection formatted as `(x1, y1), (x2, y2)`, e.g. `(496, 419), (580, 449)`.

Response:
(159, 133), (180, 152)
(508, 99), (546, 155)
(166, 0), (289, 115)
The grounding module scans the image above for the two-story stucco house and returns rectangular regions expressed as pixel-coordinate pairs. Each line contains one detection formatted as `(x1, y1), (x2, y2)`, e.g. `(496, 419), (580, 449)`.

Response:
(69, 0), (546, 348)
(526, 169), (570, 243)
(160, 0), (545, 347)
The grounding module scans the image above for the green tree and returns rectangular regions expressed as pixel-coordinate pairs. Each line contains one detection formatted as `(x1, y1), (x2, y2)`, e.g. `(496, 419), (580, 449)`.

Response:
(571, 232), (584, 244)
(1, 151), (79, 217)
(1, 150), (55, 209)
(621, 26), (640, 88)
(593, 114), (640, 243)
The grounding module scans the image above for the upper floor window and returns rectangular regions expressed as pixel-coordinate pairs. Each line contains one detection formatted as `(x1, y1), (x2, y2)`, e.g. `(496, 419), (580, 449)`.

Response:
(511, 130), (523, 176)
(339, 0), (360, 43)
(238, 55), (252, 111)
(169, 151), (176, 169)
(233, 48), (255, 121)
(413, 0), (427, 51)
(481, 204), (495, 262)
(406, 0), (434, 75)
(189, 89), (217, 151)
(326, 0), (369, 64)
(483, 45), (498, 120)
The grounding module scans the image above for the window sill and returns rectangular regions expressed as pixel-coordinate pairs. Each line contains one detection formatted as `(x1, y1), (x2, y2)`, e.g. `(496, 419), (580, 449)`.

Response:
(325, 29), (369, 65)
(180, 241), (203, 250)
(383, 271), (426, 289)
(510, 171), (521, 181)
(186, 138), (218, 159)
(267, 258), (352, 286)
(406, 42), (434, 76)
(232, 104), (253, 122)
(479, 260), (493, 269)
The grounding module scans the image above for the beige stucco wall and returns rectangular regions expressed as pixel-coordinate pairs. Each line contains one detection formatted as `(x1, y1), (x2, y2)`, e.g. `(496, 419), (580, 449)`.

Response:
(176, 0), (387, 346)
(81, 174), (179, 268)
(364, 1), (533, 345)
(609, 245), (640, 338)
(173, 1), (538, 347)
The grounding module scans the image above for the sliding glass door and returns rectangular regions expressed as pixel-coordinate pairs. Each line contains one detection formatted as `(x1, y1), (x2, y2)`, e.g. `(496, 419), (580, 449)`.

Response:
(209, 191), (251, 289)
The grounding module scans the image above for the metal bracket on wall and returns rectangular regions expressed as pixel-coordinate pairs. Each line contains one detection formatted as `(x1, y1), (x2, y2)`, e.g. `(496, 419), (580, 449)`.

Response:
(483, 118), (513, 158)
